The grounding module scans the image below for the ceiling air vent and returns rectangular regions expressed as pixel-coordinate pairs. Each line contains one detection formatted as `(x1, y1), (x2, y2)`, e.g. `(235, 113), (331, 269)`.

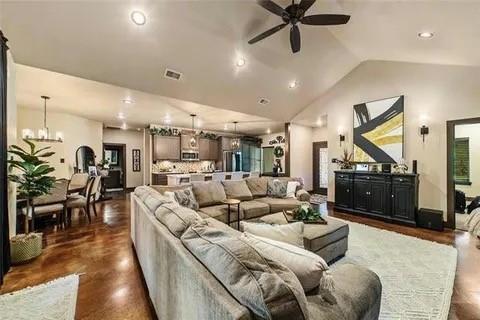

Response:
(258, 98), (270, 106)
(164, 68), (183, 81)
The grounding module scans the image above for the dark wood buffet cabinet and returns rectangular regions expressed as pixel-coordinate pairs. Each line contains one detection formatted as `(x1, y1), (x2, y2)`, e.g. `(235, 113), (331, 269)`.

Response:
(334, 171), (419, 226)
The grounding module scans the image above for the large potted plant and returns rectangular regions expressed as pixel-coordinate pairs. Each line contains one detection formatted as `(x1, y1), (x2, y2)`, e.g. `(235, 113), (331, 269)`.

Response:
(8, 139), (56, 264)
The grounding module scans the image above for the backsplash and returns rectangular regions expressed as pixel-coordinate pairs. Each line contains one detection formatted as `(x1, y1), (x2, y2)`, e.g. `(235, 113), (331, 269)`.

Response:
(153, 160), (215, 173)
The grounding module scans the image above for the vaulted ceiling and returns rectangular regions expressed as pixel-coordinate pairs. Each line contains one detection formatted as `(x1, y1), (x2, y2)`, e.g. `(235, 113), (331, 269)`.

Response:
(1, 0), (479, 130)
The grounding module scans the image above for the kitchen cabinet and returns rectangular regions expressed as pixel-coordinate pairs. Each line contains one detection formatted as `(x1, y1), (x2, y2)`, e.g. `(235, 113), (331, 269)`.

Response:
(153, 135), (180, 160)
(199, 138), (219, 160)
(220, 136), (233, 151)
(152, 173), (168, 185)
(181, 133), (199, 150)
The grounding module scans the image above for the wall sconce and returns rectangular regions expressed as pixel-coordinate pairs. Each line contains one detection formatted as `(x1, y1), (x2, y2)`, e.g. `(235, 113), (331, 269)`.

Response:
(420, 125), (429, 142)
(339, 134), (346, 146)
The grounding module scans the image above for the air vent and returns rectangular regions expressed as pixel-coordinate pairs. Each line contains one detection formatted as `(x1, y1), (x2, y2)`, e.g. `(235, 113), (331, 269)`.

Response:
(258, 98), (270, 106)
(164, 68), (183, 81)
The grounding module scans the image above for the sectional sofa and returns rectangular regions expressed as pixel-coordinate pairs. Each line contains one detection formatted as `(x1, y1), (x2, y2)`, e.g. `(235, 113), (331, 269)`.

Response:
(131, 177), (382, 319)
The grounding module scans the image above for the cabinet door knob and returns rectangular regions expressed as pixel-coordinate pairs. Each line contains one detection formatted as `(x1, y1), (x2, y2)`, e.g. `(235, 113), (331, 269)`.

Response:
(347, 189), (350, 193)
(392, 194), (394, 198)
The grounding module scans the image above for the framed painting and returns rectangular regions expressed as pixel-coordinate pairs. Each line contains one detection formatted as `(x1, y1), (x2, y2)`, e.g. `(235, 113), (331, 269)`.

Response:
(353, 95), (404, 163)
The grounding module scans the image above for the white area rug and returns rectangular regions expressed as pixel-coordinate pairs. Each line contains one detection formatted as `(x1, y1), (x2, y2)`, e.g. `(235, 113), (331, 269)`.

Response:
(332, 219), (457, 320)
(0, 274), (79, 320)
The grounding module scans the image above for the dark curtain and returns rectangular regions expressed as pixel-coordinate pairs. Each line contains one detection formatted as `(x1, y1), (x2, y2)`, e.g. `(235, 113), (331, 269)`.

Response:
(0, 30), (10, 286)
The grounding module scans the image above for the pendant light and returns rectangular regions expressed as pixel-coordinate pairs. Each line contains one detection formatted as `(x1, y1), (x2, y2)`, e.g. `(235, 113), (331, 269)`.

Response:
(189, 114), (197, 148)
(22, 96), (63, 143)
(231, 121), (240, 150)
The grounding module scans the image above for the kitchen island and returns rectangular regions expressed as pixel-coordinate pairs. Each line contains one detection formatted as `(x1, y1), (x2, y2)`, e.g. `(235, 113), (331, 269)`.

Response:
(165, 172), (251, 186)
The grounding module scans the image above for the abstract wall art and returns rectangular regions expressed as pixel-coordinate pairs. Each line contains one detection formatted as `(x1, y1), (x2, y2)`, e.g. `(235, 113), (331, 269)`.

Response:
(353, 95), (404, 163)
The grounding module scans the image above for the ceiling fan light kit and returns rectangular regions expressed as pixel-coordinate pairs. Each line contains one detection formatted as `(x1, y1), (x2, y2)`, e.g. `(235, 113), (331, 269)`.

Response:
(249, 0), (350, 53)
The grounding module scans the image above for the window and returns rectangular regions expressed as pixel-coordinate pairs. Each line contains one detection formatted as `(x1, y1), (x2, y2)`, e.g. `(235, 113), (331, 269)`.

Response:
(319, 148), (328, 188)
(454, 138), (471, 185)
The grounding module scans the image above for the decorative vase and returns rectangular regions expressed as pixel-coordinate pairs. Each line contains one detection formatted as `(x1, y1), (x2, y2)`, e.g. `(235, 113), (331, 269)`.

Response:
(10, 233), (43, 264)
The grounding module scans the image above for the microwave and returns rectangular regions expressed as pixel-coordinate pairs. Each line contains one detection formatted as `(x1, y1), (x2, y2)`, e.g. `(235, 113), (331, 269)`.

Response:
(181, 151), (199, 161)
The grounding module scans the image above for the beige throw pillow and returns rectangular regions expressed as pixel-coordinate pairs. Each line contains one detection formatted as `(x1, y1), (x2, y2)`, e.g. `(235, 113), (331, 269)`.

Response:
(222, 180), (253, 201)
(241, 221), (305, 248)
(181, 221), (309, 320)
(245, 177), (269, 197)
(191, 181), (227, 207)
(241, 233), (333, 293)
(286, 181), (300, 198)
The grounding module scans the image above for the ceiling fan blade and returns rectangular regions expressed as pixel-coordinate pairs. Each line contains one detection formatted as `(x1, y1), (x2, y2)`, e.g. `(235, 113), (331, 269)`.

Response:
(301, 14), (350, 25)
(248, 23), (288, 44)
(298, 0), (316, 13)
(290, 25), (301, 53)
(256, 0), (287, 17)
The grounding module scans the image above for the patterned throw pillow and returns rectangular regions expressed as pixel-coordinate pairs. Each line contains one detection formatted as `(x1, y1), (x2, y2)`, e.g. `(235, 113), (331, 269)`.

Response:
(267, 179), (288, 198)
(174, 188), (199, 211)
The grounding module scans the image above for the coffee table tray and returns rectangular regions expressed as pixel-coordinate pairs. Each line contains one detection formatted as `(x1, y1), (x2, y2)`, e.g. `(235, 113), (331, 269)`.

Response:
(282, 210), (328, 225)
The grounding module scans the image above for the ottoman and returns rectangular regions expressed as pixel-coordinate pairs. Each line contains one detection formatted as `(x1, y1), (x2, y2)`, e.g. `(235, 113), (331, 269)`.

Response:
(259, 212), (349, 264)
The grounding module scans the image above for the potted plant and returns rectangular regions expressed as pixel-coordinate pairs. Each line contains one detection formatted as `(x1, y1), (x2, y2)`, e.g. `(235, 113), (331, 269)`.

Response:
(97, 159), (110, 177)
(8, 139), (56, 264)
(333, 149), (353, 170)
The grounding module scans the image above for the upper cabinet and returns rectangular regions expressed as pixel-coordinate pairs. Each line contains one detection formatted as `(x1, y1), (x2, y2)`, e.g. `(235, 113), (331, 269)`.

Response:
(153, 135), (180, 160)
(181, 133), (199, 150)
(220, 136), (233, 151)
(199, 138), (219, 160)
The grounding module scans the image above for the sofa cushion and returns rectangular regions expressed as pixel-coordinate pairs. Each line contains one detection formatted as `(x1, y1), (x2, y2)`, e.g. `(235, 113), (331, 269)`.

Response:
(306, 264), (381, 320)
(222, 180), (253, 201)
(144, 192), (175, 213)
(199, 205), (244, 224)
(181, 221), (309, 320)
(267, 179), (289, 198)
(154, 202), (201, 238)
(241, 221), (305, 247)
(240, 200), (270, 220)
(256, 197), (304, 212)
(245, 177), (269, 197)
(191, 181), (227, 207)
(134, 185), (155, 201)
(173, 187), (199, 211)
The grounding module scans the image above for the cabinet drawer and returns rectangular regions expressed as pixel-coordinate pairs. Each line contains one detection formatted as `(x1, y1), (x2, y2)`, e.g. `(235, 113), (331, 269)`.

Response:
(392, 176), (415, 185)
(335, 173), (352, 180)
(355, 174), (386, 182)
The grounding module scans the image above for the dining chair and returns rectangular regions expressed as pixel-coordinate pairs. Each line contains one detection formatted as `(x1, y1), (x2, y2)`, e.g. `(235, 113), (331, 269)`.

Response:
(24, 179), (69, 231)
(190, 174), (206, 182)
(68, 173), (89, 194)
(211, 172), (226, 181)
(230, 172), (244, 181)
(67, 175), (101, 223)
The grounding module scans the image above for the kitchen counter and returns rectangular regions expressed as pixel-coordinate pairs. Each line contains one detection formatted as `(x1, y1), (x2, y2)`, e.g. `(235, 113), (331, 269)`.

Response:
(166, 172), (251, 186)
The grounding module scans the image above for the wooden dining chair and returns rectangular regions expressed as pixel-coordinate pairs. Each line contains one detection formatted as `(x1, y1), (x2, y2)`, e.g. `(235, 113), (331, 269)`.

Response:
(66, 175), (101, 223)
(68, 173), (89, 194)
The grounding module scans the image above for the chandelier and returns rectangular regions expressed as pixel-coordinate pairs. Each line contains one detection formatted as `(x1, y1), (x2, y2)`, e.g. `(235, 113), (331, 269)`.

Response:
(189, 114), (197, 148)
(22, 96), (63, 143)
(231, 121), (240, 150)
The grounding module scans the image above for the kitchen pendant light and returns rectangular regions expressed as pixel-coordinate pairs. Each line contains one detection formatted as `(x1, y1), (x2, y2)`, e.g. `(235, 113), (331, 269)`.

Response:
(231, 121), (240, 150)
(189, 114), (198, 148)
(22, 96), (63, 143)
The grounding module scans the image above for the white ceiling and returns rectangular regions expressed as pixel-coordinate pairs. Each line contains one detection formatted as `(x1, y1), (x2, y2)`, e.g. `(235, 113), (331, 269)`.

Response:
(15, 64), (284, 135)
(2, 0), (479, 129)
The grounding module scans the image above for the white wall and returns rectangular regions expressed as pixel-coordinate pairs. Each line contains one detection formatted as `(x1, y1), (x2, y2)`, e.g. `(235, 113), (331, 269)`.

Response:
(103, 128), (144, 188)
(312, 125), (328, 142)
(259, 131), (285, 173)
(294, 60), (480, 219)
(455, 124), (480, 198)
(7, 51), (17, 237)
(290, 124), (313, 191)
(16, 107), (103, 179)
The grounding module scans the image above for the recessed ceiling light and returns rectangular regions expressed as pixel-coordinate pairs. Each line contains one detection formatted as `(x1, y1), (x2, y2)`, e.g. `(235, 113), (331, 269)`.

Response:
(236, 58), (246, 67)
(131, 11), (146, 26)
(121, 123), (127, 130)
(122, 99), (134, 104)
(224, 124), (229, 130)
(117, 112), (125, 119)
(266, 128), (271, 134)
(288, 80), (298, 89)
(418, 32), (434, 39)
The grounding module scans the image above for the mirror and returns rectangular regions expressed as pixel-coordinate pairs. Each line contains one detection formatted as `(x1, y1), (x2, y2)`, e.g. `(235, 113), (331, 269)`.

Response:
(75, 146), (96, 174)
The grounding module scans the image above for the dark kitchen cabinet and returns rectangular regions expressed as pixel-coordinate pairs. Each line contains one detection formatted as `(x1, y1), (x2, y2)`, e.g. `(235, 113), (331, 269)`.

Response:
(335, 171), (418, 226)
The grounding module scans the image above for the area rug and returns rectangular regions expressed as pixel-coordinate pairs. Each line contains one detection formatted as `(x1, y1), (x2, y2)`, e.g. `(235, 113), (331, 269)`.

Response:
(332, 219), (457, 320)
(0, 274), (79, 320)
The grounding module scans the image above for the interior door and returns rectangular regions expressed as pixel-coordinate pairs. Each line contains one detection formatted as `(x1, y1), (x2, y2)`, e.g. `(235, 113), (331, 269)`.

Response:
(313, 141), (328, 195)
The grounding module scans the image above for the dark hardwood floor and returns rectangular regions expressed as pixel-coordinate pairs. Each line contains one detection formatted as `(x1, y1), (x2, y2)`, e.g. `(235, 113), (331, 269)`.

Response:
(1, 194), (479, 320)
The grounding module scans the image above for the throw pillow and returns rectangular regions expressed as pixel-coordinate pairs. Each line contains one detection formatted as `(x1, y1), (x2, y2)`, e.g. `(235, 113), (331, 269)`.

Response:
(286, 181), (300, 198)
(181, 221), (309, 320)
(245, 177), (269, 197)
(174, 187), (199, 211)
(164, 191), (177, 203)
(154, 202), (201, 238)
(191, 181), (226, 207)
(240, 221), (305, 248)
(241, 233), (333, 293)
(143, 192), (175, 213)
(221, 180), (253, 201)
(267, 179), (288, 198)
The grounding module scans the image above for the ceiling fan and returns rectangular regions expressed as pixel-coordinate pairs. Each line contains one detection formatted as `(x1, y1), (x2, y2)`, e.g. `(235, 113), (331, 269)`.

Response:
(248, 0), (350, 53)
